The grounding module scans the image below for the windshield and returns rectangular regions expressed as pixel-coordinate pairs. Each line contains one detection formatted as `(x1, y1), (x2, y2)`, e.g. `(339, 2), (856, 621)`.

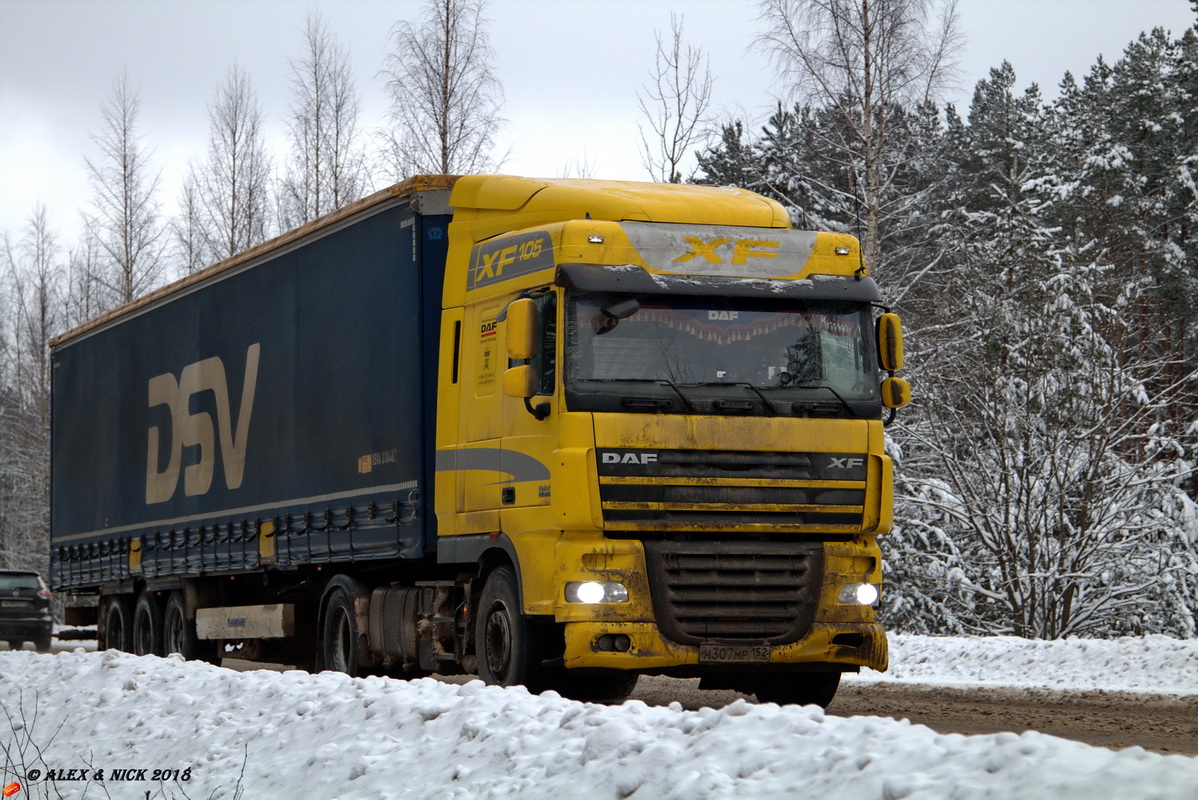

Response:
(565, 292), (880, 417)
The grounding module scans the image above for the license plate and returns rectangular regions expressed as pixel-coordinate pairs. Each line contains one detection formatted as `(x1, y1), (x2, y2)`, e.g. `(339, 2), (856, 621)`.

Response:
(699, 644), (771, 663)
(1, 600), (29, 607)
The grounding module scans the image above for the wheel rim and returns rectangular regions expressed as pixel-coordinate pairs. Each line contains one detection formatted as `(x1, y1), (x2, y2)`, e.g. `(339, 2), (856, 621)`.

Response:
(483, 601), (513, 681)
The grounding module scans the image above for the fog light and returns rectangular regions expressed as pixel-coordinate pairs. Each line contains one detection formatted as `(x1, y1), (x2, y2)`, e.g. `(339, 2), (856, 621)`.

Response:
(594, 634), (633, 652)
(565, 581), (629, 604)
(837, 583), (879, 605)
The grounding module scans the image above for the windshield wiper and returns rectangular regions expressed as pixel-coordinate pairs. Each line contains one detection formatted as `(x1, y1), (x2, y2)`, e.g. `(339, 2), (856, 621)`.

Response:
(732, 382), (780, 415)
(657, 379), (697, 412)
(686, 381), (780, 415)
(600, 378), (697, 412)
(790, 383), (859, 418)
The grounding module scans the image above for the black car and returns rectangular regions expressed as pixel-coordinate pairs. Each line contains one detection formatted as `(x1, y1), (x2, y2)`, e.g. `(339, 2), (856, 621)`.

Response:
(0, 570), (54, 651)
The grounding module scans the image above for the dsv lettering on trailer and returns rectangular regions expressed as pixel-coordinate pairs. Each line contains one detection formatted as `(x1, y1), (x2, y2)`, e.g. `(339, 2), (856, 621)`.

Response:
(145, 343), (261, 504)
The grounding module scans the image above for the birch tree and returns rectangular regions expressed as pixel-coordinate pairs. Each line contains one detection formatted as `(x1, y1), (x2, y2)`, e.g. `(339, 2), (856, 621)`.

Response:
(83, 73), (167, 307)
(279, 11), (366, 228)
(64, 228), (106, 328)
(194, 63), (272, 261)
(637, 13), (713, 183)
(171, 172), (208, 275)
(756, 0), (961, 285)
(382, 0), (503, 177)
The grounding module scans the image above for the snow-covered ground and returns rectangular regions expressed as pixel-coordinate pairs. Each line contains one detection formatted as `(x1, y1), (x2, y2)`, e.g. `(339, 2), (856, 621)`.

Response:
(1, 635), (1196, 800)
(849, 633), (1198, 694)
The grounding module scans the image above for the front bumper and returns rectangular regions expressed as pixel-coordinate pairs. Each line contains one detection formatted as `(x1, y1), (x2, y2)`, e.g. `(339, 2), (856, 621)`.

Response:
(550, 532), (887, 675)
(561, 619), (888, 674)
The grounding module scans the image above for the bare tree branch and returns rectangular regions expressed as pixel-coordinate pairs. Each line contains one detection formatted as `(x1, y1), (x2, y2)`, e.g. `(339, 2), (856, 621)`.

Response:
(637, 13), (714, 183)
(82, 72), (167, 307)
(381, 0), (503, 178)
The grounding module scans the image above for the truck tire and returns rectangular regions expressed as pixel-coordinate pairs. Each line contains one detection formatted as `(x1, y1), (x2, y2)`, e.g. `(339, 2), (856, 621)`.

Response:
(551, 671), (639, 704)
(476, 566), (544, 690)
(133, 591), (164, 656)
(321, 588), (361, 676)
(35, 636), (52, 653)
(752, 672), (841, 708)
(102, 595), (134, 652)
(6, 640), (22, 651)
(163, 591), (217, 663)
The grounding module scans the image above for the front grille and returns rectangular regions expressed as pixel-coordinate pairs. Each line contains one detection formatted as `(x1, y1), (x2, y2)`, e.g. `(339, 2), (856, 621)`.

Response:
(643, 538), (823, 644)
(596, 448), (866, 530)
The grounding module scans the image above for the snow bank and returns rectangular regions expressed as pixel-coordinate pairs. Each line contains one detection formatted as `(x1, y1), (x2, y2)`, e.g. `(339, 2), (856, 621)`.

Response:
(849, 634), (1198, 694)
(2, 645), (1196, 800)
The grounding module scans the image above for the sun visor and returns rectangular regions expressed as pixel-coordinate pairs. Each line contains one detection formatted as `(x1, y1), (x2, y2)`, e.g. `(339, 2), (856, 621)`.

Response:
(556, 263), (882, 303)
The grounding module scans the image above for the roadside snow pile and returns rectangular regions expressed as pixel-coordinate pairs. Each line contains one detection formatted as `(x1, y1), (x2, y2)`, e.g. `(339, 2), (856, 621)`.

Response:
(848, 634), (1198, 694)
(2, 647), (1197, 800)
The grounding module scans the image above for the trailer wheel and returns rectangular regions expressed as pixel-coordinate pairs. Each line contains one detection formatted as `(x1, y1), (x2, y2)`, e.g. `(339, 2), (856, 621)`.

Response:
(102, 595), (134, 652)
(321, 589), (360, 676)
(163, 591), (216, 662)
(133, 591), (164, 656)
(752, 672), (841, 708)
(476, 567), (544, 690)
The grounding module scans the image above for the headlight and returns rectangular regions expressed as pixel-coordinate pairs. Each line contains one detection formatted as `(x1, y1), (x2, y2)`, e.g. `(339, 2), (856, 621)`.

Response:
(837, 582), (880, 606)
(564, 581), (629, 604)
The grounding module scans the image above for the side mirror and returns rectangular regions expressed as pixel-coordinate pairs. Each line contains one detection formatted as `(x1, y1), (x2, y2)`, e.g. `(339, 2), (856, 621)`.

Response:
(503, 364), (537, 399)
(506, 298), (538, 360)
(881, 377), (911, 409)
(877, 313), (904, 372)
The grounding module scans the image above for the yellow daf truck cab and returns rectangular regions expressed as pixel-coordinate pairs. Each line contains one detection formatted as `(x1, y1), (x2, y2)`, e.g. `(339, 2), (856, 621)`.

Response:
(435, 176), (907, 705)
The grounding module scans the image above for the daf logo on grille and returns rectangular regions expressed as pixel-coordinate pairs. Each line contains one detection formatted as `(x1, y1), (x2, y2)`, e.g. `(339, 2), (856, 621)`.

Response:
(829, 457), (864, 469)
(601, 451), (658, 465)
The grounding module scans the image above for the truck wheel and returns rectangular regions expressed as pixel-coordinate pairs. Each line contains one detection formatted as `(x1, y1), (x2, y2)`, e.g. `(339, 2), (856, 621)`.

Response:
(102, 595), (134, 652)
(6, 640), (22, 651)
(133, 591), (164, 656)
(752, 672), (841, 708)
(35, 636), (52, 653)
(476, 567), (545, 690)
(163, 591), (217, 662)
(552, 671), (639, 704)
(321, 589), (360, 676)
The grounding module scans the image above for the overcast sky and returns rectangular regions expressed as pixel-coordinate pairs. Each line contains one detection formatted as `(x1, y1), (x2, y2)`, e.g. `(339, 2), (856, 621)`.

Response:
(1, 0), (1195, 244)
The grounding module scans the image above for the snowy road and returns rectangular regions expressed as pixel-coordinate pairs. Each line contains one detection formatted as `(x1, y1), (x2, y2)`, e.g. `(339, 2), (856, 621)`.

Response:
(628, 678), (1198, 755)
